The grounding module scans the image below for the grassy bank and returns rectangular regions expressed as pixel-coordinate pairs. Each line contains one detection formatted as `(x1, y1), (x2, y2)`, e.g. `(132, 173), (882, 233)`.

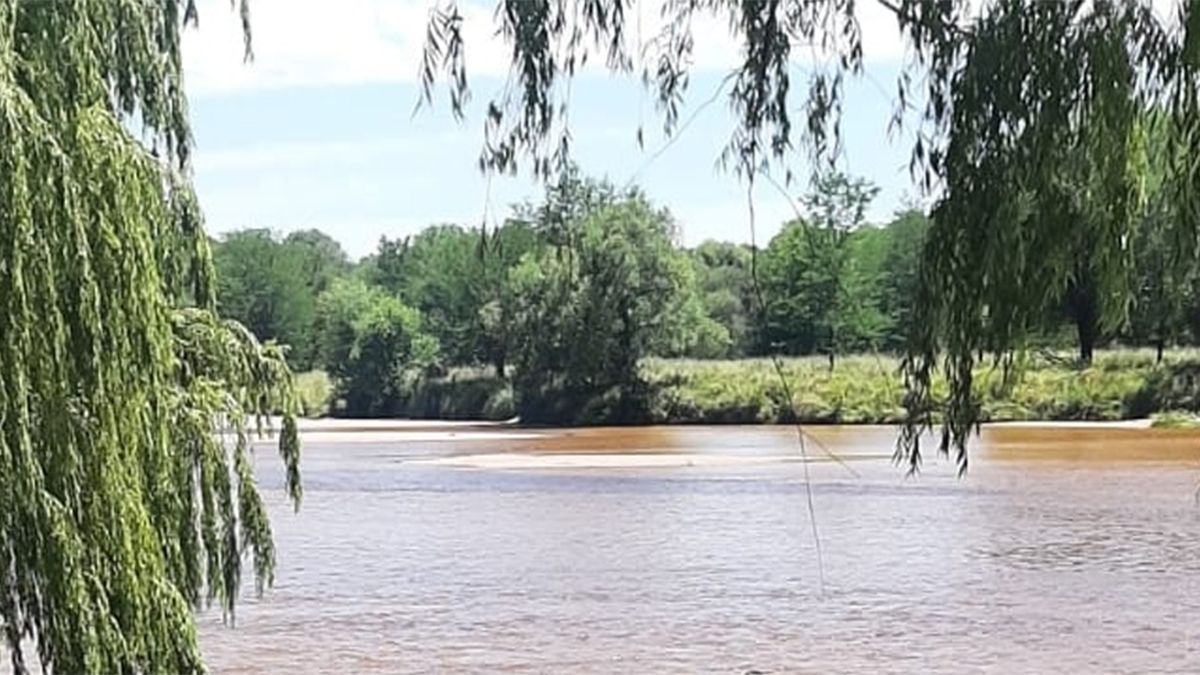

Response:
(297, 349), (1200, 424)
(646, 350), (1200, 424)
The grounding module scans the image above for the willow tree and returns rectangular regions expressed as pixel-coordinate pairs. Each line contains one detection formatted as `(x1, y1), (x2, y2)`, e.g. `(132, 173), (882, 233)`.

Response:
(1, 2), (300, 674)
(421, 0), (1200, 471)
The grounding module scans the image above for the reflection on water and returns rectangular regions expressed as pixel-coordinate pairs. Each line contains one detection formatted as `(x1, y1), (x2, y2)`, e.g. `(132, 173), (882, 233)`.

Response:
(148, 426), (1200, 671)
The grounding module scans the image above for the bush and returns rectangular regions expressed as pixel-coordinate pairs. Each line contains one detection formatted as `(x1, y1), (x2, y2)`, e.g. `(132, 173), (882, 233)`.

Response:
(482, 386), (516, 420)
(294, 370), (333, 417)
(316, 279), (439, 417)
(402, 367), (513, 420)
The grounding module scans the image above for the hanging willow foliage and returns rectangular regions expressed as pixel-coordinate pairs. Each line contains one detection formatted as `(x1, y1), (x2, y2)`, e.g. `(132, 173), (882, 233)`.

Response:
(422, 0), (1200, 471)
(1, 1), (300, 673)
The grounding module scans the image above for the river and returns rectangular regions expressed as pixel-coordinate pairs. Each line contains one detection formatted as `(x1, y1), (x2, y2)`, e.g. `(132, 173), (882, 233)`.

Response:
(187, 424), (1200, 673)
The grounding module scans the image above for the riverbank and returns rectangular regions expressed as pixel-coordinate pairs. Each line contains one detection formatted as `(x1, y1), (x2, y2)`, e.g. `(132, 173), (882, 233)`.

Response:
(277, 417), (535, 444)
(294, 349), (1200, 427)
(267, 417), (1154, 446)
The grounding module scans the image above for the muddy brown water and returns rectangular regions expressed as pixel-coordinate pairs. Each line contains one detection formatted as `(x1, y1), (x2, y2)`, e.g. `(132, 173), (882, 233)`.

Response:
(189, 425), (1200, 673)
(10, 425), (1200, 673)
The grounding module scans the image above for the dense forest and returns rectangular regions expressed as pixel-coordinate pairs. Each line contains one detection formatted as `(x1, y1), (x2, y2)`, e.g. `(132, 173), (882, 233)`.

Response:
(212, 168), (1200, 423)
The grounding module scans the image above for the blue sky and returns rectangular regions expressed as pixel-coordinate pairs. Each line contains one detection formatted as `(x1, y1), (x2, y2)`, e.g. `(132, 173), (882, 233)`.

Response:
(183, 0), (928, 258)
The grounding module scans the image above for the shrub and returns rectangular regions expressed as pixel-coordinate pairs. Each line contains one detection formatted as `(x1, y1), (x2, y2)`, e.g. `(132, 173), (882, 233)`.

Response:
(294, 370), (334, 417)
(402, 367), (513, 420)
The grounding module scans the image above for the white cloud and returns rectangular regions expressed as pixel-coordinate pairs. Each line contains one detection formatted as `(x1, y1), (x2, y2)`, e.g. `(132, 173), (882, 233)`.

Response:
(183, 0), (512, 95)
(185, 0), (1192, 97)
(182, 0), (909, 97)
(194, 136), (452, 172)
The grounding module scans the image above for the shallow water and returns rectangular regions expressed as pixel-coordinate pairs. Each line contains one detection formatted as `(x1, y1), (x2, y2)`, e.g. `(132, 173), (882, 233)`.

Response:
(186, 425), (1200, 673)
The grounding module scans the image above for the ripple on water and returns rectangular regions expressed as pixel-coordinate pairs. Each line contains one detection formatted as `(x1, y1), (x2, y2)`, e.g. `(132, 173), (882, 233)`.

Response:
(17, 425), (1199, 674)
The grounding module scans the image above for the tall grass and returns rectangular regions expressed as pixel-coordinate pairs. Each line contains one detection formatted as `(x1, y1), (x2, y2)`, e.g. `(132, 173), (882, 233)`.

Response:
(644, 356), (904, 424)
(643, 349), (1200, 425)
(1149, 411), (1200, 428)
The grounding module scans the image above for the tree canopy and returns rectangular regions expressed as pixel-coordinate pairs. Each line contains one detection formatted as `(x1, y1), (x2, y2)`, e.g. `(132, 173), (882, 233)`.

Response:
(503, 190), (714, 422)
(216, 157), (1200, 426)
(0, 2), (299, 673)
(421, 0), (1200, 471)
(315, 278), (440, 417)
(214, 169), (950, 424)
(761, 173), (884, 364)
(214, 229), (349, 370)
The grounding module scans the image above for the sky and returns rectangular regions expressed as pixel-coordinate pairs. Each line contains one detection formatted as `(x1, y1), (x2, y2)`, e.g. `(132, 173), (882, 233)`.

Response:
(182, 0), (930, 259)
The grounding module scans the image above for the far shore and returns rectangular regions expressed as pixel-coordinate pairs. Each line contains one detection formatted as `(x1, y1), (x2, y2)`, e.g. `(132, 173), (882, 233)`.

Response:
(288, 417), (1155, 432)
(246, 416), (1162, 445)
(292, 352), (1200, 428)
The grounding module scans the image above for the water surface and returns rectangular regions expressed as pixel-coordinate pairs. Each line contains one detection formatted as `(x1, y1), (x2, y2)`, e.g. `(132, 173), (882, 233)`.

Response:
(190, 424), (1200, 672)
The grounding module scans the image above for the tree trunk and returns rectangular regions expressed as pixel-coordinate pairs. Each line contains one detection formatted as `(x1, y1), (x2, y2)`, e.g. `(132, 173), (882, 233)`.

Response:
(1076, 309), (1096, 366)
(1156, 338), (1165, 365)
(828, 325), (837, 371)
(1066, 269), (1098, 367)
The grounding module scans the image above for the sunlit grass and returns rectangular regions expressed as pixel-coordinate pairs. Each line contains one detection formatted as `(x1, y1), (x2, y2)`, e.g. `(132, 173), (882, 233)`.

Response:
(294, 370), (334, 417)
(643, 349), (1200, 425)
(1149, 410), (1200, 428)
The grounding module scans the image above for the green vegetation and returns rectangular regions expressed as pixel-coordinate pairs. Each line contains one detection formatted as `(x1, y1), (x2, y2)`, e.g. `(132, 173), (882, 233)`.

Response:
(218, 167), (1200, 430)
(315, 279), (439, 417)
(213, 228), (349, 370)
(651, 350), (1200, 425)
(294, 370), (335, 418)
(402, 367), (515, 421)
(501, 191), (722, 424)
(761, 173), (883, 365)
(0, 2), (301, 673)
(1149, 411), (1200, 429)
(214, 171), (932, 420)
(420, 0), (1200, 471)
(291, 367), (510, 421)
(294, 350), (1200, 427)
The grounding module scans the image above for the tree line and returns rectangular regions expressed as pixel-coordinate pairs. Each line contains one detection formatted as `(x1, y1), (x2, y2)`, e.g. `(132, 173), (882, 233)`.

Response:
(212, 167), (1200, 422)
